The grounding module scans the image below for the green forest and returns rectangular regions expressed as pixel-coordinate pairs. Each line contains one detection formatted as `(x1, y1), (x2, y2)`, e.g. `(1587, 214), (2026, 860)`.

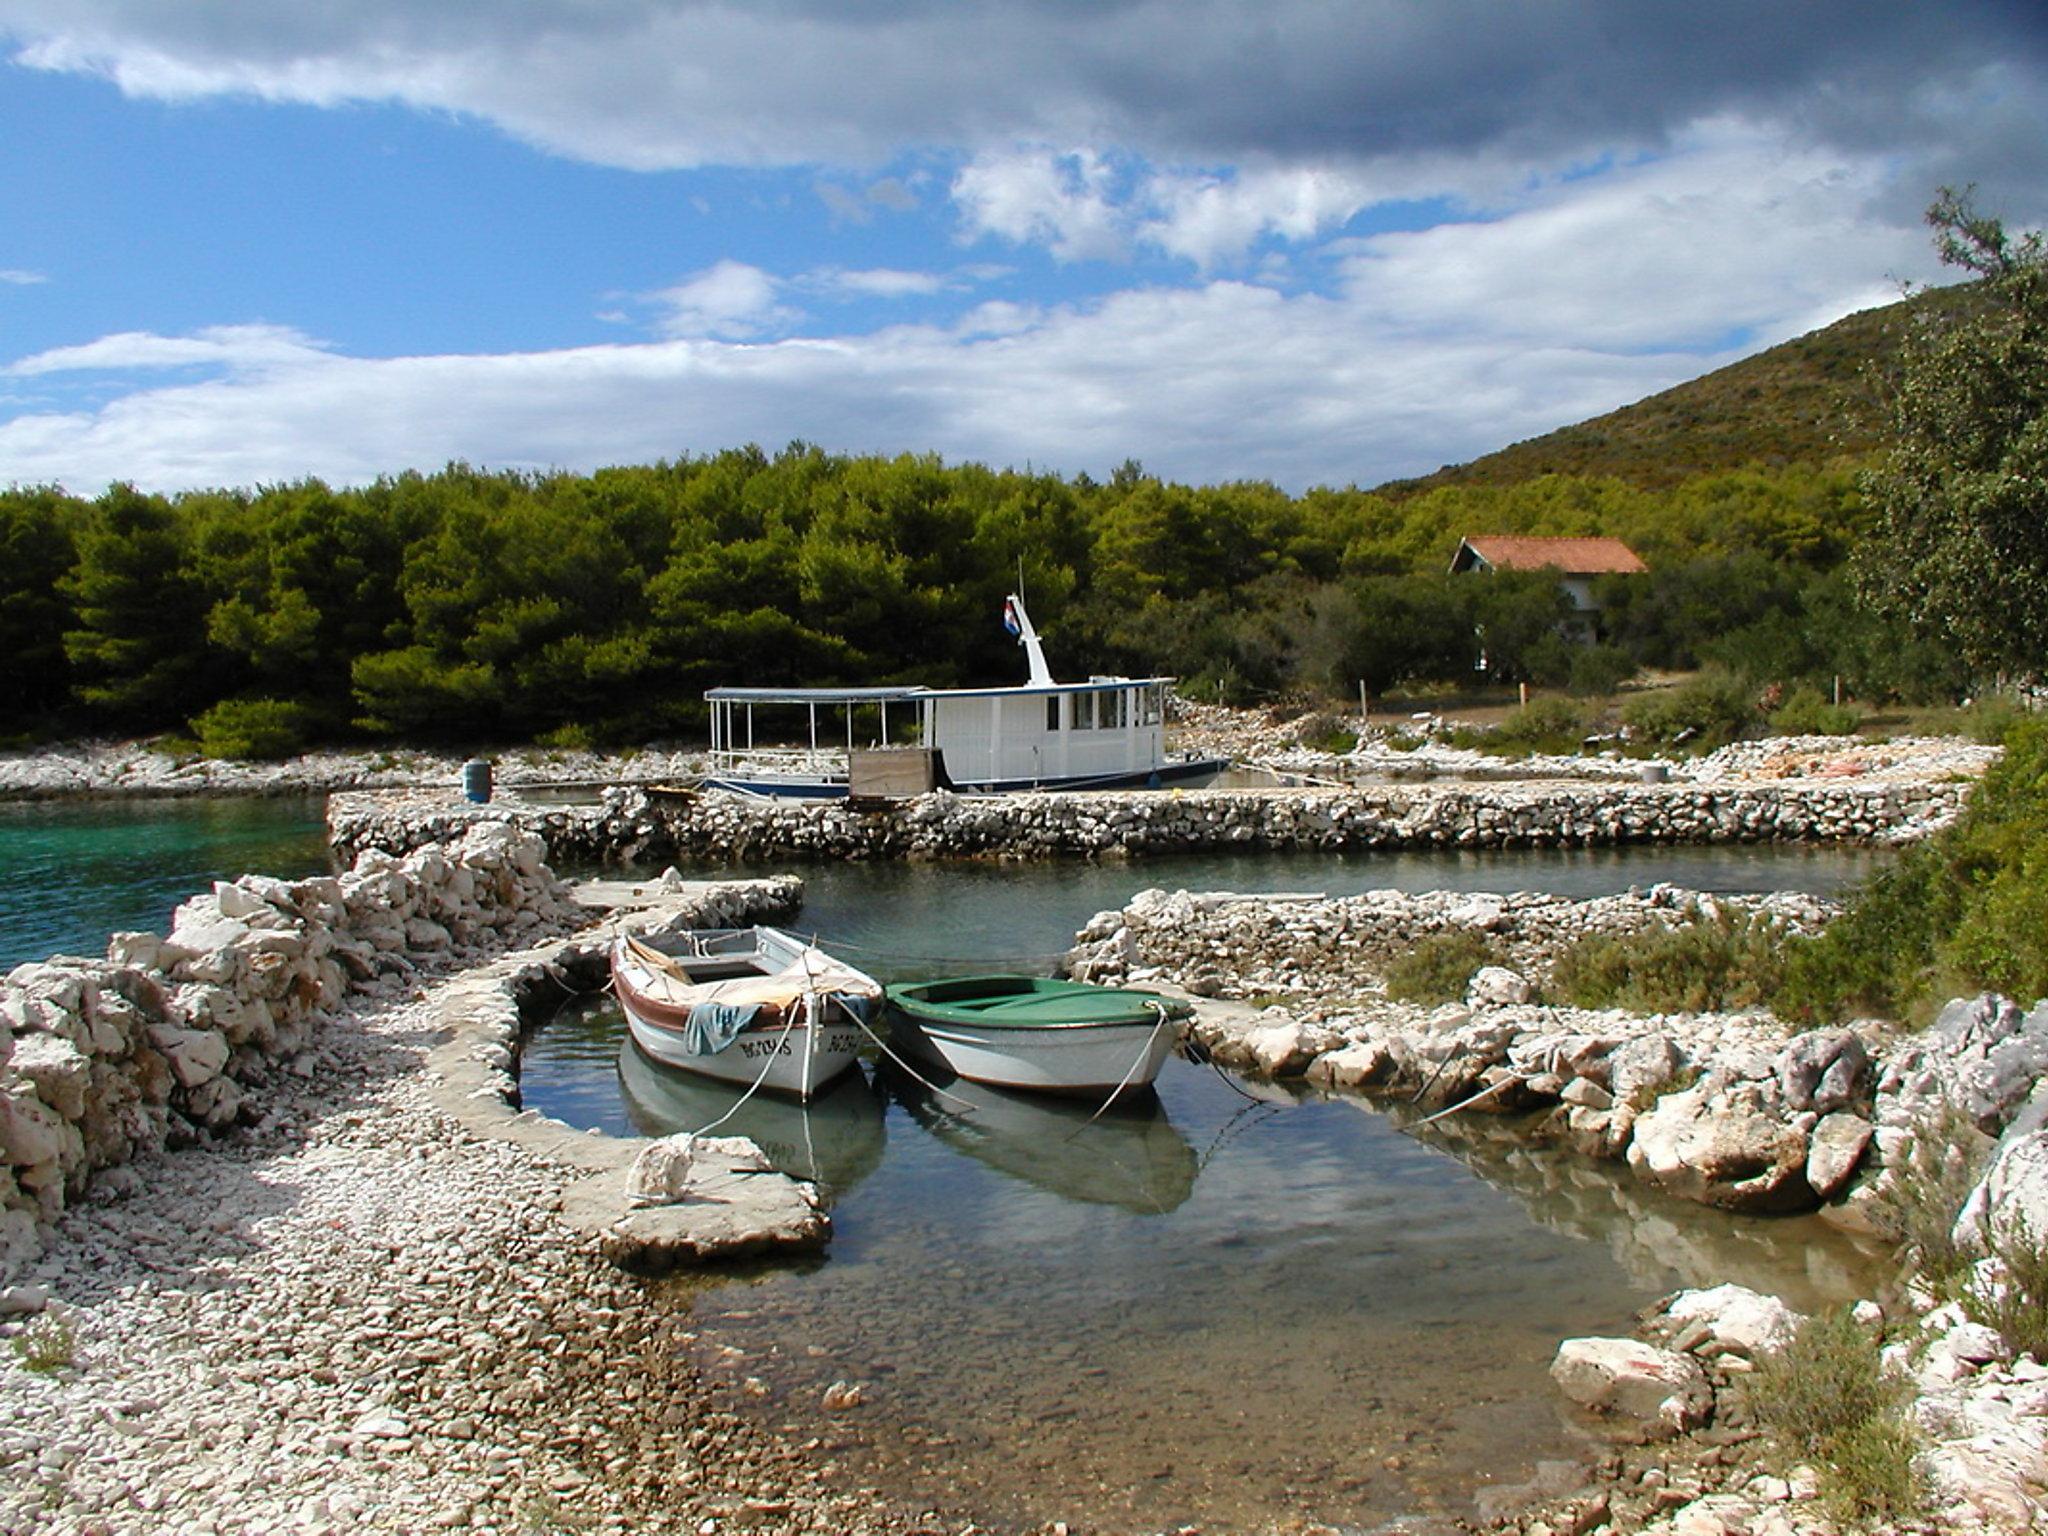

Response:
(0, 449), (1932, 755)
(2, 193), (2039, 759)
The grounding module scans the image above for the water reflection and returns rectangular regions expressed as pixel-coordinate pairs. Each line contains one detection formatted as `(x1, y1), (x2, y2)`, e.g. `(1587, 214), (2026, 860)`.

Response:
(616, 1040), (888, 1194)
(1391, 1104), (1895, 1311)
(883, 1063), (1198, 1214)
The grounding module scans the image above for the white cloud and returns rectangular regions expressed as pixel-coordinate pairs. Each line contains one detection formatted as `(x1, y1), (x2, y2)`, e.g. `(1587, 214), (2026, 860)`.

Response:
(804, 268), (946, 300)
(1335, 125), (1934, 350)
(953, 149), (1128, 262)
(1139, 165), (1384, 269)
(8, 323), (329, 375)
(647, 261), (797, 339)
(0, 128), (1970, 499)
(0, 268), (46, 285)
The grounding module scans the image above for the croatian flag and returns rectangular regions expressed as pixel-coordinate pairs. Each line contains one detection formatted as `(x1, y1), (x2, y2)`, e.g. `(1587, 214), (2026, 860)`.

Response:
(1002, 597), (1022, 637)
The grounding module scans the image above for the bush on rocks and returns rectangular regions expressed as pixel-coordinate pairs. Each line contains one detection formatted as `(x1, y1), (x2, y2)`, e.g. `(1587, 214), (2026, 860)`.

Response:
(1748, 1306), (1924, 1524)
(1779, 717), (2048, 1024)
(1384, 929), (1504, 1004)
(1550, 907), (1790, 1014)
(191, 696), (313, 761)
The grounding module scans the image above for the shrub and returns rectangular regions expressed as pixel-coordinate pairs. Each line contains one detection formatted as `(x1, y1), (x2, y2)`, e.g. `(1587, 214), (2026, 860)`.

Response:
(190, 697), (310, 761)
(1866, 1106), (1995, 1286)
(1749, 1306), (1923, 1524)
(1962, 1216), (2048, 1363)
(1455, 698), (1589, 758)
(1291, 713), (1358, 754)
(1385, 929), (1504, 1004)
(536, 722), (596, 753)
(1549, 908), (1790, 1013)
(1566, 643), (1636, 698)
(1777, 717), (2048, 1023)
(1620, 671), (1758, 751)
(1768, 684), (1862, 736)
(11, 1308), (75, 1375)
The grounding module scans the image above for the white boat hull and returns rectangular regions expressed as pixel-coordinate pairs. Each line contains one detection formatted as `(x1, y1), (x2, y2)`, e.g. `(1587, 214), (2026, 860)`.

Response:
(895, 1014), (1181, 1096)
(620, 996), (865, 1098)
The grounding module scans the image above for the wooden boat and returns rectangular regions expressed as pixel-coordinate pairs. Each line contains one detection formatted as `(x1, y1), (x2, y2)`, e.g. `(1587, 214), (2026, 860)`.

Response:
(702, 593), (1228, 797)
(884, 974), (1192, 1096)
(608, 927), (882, 1100)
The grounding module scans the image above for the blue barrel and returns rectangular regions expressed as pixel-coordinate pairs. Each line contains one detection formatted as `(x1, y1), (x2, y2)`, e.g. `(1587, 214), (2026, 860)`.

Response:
(462, 758), (493, 804)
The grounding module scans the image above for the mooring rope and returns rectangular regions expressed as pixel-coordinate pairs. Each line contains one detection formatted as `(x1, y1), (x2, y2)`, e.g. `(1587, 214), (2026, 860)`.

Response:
(1079, 1002), (1176, 1127)
(681, 1003), (804, 1139)
(853, 1009), (985, 1112)
(1408, 1072), (1533, 1128)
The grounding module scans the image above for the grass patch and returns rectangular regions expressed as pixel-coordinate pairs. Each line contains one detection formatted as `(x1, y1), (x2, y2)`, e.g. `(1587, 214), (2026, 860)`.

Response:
(1549, 907), (1790, 1013)
(1384, 929), (1504, 1004)
(10, 1309), (75, 1375)
(1750, 1306), (1924, 1525)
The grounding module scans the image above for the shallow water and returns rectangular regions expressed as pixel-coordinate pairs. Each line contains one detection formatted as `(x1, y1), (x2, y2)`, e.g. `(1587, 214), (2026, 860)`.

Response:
(523, 1002), (1887, 1532)
(520, 842), (1892, 1531)
(0, 796), (332, 971)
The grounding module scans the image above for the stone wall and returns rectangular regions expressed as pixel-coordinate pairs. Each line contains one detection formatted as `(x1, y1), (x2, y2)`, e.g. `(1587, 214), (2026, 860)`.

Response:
(0, 823), (582, 1281)
(329, 776), (1972, 867)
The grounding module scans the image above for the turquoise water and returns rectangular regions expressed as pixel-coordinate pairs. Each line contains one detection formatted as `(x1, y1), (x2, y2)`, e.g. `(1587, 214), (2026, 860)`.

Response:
(0, 797), (333, 971)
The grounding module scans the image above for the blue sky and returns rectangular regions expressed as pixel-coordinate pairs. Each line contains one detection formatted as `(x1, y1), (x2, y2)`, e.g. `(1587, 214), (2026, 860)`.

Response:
(2, 1), (2045, 495)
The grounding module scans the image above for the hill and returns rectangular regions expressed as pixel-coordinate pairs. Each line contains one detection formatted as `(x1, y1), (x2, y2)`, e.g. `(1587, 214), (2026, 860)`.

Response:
(1382, 282), (1976, 493)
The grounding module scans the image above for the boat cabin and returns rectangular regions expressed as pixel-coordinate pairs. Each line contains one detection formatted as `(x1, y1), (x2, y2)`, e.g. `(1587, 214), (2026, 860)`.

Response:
(703, 595), (1218, 797)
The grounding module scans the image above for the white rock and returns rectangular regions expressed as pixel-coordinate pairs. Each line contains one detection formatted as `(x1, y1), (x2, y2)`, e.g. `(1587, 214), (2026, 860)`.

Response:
(1550, 1336), (1712, 1439)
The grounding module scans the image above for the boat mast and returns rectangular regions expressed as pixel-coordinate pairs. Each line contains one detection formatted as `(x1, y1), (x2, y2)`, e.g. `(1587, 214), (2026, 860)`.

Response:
(1007, 592), (1056, 689)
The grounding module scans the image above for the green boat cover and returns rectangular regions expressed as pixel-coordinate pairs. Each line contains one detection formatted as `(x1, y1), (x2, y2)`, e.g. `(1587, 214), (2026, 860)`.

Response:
(885, 975), (1193, 1030)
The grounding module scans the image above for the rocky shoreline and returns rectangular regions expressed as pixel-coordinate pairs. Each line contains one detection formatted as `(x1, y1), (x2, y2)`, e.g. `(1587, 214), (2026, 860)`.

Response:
(7, 776), (2045, 1533)
(0, 716), (1997, 805)
(1061, 884), (2048, 1532)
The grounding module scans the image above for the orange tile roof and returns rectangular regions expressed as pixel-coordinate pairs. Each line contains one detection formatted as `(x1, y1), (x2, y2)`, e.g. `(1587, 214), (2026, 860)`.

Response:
(1455, 536), (1647, 575)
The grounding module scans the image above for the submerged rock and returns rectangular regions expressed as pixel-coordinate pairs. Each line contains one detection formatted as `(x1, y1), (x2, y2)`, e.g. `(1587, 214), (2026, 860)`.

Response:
(1550, 1336), (1712, 1440)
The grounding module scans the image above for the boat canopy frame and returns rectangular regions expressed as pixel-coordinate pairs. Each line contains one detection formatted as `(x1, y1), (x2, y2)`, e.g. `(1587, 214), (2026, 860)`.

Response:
(703, 676), (1177, 789)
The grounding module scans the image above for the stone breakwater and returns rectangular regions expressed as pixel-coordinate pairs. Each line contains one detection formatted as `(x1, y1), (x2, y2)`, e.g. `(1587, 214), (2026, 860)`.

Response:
(0, 740), (711, 800)
(1066, 886), (2048, 1533)
(328, 772), (1973, 867)
(0, 820), (591, 1282)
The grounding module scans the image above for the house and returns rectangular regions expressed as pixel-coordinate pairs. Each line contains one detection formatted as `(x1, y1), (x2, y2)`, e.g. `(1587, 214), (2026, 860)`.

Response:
(1449, 535), (1646, 643)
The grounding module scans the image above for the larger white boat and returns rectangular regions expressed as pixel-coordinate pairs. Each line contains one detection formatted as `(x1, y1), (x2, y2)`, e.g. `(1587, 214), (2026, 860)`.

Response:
(703, 594), (1227, 798)
(608, 927), (882, 1100)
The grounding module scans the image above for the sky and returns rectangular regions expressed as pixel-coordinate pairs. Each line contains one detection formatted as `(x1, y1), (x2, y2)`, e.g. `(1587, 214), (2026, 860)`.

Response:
(2, 1), (2045, 497)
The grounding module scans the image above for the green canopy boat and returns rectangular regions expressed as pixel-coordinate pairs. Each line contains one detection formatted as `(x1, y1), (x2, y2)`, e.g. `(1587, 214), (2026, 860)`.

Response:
(884, 975), (1193, 1096)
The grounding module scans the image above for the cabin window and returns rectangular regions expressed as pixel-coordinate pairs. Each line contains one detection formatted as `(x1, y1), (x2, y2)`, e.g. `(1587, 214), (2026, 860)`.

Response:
(1139, 685), (1163, 725)
(1046, 696), (1062, 731)
(1073, 691), (1096, 730)
(1103, 690), (1127, 730)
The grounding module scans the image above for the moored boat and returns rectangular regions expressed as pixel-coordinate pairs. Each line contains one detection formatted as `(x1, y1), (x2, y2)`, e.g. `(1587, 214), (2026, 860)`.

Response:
(608, 927), (882, 1100)
(884, 974), (1192, 1097)
(702, 593), (1228, 797)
